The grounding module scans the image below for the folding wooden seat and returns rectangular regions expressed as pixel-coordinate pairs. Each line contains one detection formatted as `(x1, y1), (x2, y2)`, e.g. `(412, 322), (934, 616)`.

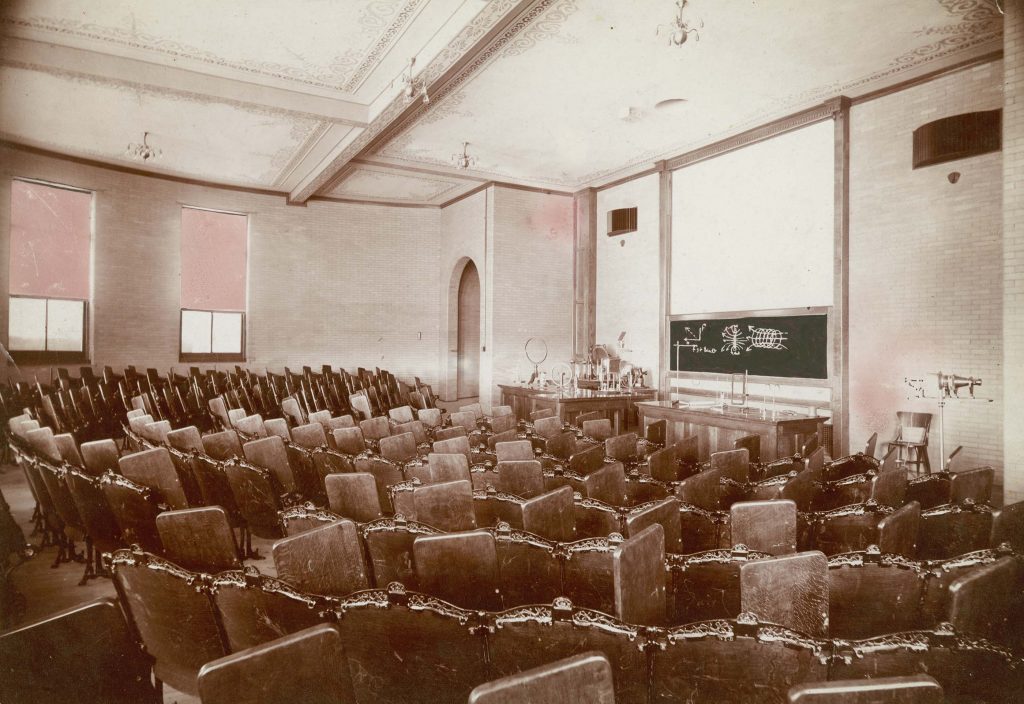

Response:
(544, 431), (577, 462)
(326, 414), (356, 431)
(870, 466), (909, 508)
(469, 652), (615, 704)
(272, 519), (369, 596)
(209, 397), (233, 429)
(332, 426), (366, 455)
(394, 419), (429, 445)
(739, 550), (829, 637)
(0, 597), (160, 704)
(906, 473), (952, 510)
(674, 466), (729, 511)
(197, 623), (353, 704)
(126, 414), (154, 444)
(337, 585), (490, 703)
(111, 549), (226, 696)
(280, 397), (304, 428)
(579, 461), (627, 505)
(829, 626), (1024, 702)
(189, 453), (243, 523)
(496, 439), (534, 462)
(711, 448), (750, 481)
(533, 415), (563, 440)
(653, 616), (829, 702)
(823, 452), (879, 483)
(389, 405), (415, 424)
(787, 675), (944, 704)
(413, 530), (501, 610)
(487, 428), (519, 450)
(418, 407), (442, 428)
(643, 418), (666, 447)
(100, 472), (162, 553)
(647, 445), (678, 482)
(277, 504), (342, 536)
(674, 435), (701, 478)
(263, 417), (290, 441)
(574, 495), (622, 539)
(156, 506), (240, 573)
(143, 419), (172, 444)
(223, 458), (286, 539)
(427, 451), (471, 484)
(308, 409), (331, 427)
(118, 447), (190, 510)
(497, 459), (545, 498)
(487, 600), (648, 704)
(290, 421), (328, 449)
(756, 455), (803, 481)
(361, 517), (441, 589)
(379, 431), (417, 464)
(583, 418), (613, 441)
(729, 499), (797, 555)
(781, 464), (823, 513)
(26, 426), (62, 462)
(945, 556), (1023, 644)
(352, 455), (404, 513)
(917, 502), (993, 559)
(413, 479), (476, 532)
(235, 414), (267, 438)
(165, 425), (203, 453)
(434, 434), (472, 461)
(359, 416), (391, 444)
(624, 472), (671, 505)
(812, 501), (920, 556)
(65, 466), (122, 558)
(950, 466), (994, 504)
(666, 547), (766, 625)
(460, 402), (485, 420)
(325, 472), (382, 522)
(203, 429), (245, 461)
(435, 425), (469, 442)
(521, 485), (576, 541)
(623, 497), (682, 553)
(489, 412), (517, 435)
(604, 432), (639, 465)
(827, 550), (928, 639)
(53, 432), (84, 467)
(490, 524), (562, 606)
(991, 500), (1024, 551)
(569, 443), (605, 474)
(243, 435), (297, 494)
(734, 434), (761, 464)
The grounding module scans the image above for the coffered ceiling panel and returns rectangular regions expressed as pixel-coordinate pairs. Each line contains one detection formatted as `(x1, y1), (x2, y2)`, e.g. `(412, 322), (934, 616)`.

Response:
(325, 164), (479, 204)
(0, 65), (324, 188)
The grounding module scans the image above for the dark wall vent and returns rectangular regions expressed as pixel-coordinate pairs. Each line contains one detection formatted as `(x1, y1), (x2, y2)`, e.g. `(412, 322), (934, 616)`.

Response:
(912, 109), (1001, 169)
(607, 207), (638, 236)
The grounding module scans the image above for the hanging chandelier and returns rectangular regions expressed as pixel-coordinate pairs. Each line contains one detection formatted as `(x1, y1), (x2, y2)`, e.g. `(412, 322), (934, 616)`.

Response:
(125, 132), (161, 162)
(658, 0), (702, 46)
(452, 142), (476, 170)
(398, 57), (429, 104)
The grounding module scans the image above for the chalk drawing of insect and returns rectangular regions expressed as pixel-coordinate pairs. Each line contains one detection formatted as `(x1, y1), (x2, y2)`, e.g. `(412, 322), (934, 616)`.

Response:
(721, 325), (746, 356)
(747, 326), (787, 351)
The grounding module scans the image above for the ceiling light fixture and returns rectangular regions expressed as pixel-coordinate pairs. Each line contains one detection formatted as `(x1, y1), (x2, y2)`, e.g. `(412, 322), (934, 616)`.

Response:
(398, 57), (429, 104)
(658, 0), (702, 46)
(125, 132), (161, 162)
(452, 142), (477, 170)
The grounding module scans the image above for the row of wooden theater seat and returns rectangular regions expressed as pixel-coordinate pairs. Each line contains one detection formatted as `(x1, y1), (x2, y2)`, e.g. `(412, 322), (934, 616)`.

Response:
(3, 540), (1021, 704)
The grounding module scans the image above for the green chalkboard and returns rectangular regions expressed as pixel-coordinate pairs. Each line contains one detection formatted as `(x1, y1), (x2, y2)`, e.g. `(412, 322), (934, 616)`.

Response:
(669, 311), (829, 379)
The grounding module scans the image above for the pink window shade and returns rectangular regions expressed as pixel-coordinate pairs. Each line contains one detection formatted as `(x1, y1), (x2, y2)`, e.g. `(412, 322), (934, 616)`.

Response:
(180, 208), (247, 311)
(9, 180), (92, 299)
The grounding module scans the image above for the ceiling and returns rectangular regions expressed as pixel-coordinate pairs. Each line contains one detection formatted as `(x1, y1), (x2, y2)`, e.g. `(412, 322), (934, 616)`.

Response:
(0, 0), (1005, 205)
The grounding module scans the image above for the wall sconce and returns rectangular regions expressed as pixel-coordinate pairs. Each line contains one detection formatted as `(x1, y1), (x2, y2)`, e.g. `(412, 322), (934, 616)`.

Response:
(948, 171), (961, 184)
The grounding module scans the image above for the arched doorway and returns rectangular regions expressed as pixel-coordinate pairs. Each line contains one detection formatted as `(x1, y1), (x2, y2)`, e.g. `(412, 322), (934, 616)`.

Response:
(456, 260), (480, 399)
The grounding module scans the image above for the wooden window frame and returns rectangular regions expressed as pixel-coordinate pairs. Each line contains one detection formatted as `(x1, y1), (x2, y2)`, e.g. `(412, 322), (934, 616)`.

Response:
(178, 308), (246, 363)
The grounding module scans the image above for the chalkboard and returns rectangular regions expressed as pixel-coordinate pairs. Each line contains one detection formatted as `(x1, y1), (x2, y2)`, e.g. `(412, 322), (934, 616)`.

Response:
(669, 312), (828, 379)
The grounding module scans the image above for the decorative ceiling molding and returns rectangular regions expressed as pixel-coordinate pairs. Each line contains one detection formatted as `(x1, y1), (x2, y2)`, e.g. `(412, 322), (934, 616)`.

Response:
(0, 5), (411, 92)
(290, 0), (550, 202)
(342, 0), (426, 92)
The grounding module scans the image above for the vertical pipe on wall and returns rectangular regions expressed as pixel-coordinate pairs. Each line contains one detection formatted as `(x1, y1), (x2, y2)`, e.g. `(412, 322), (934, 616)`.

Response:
(831, 96), (852, 458)
(572, 188), (597, 359)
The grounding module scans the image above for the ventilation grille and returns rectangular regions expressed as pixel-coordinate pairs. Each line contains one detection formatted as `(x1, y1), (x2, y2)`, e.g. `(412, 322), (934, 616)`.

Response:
(607, 207), (638, 236)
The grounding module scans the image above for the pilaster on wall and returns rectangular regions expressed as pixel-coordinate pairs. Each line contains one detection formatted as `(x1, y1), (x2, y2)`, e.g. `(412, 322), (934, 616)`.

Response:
(573, 188), (597, 358)
(1005, 0), (1024, 504)
(831, 96), (852, 459)
(657, 163), (672, 399)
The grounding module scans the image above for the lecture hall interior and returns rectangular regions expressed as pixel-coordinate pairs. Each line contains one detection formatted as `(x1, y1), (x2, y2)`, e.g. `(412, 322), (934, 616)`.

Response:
(1, 0), (1023, 702)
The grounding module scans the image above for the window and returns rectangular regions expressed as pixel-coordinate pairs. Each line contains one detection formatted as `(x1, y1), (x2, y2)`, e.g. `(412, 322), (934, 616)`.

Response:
(180, 207), (247, 361)
(8, 180), (92, 361)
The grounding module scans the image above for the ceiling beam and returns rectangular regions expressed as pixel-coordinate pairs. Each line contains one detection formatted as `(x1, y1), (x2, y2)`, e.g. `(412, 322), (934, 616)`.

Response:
(288, 0), (546, 204)
(0, 36), (369, 125)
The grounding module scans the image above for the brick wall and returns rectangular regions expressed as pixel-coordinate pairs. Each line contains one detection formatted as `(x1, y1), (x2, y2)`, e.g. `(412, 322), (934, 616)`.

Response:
(0, 144), (443, 386)
(849, 60), (1004, 480)
(595, 174), (661, 381)
(1005, 3), (1024, 504)
(488, 186), (575, 408)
